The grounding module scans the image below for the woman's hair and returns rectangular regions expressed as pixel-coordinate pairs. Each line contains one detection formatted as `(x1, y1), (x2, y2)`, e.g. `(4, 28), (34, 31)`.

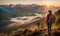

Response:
(48, 10), (52, 14)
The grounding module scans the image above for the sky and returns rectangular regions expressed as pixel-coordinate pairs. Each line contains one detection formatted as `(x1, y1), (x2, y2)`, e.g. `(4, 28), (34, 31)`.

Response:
(0, 0), (60, 6)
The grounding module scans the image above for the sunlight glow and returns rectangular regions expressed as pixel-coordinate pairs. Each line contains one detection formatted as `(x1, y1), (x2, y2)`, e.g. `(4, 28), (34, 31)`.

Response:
(45, 1), (54, 10)
(46, 2), (52, 6)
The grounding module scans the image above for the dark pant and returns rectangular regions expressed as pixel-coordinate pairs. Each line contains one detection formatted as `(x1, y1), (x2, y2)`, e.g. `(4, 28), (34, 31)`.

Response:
(47, 23), (52, 36)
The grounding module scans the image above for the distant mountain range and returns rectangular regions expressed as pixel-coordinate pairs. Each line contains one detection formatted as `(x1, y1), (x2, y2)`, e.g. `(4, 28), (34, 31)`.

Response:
(0, 5), (14, 17)
(0, 4), (60, 17)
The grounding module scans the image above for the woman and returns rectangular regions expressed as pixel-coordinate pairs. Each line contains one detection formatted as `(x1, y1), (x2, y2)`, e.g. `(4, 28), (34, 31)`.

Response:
(46, 10), (55, 36)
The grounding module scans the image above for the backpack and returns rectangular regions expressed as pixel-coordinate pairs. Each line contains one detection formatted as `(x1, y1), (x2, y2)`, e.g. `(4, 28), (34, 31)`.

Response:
(48, 15), (56, 23)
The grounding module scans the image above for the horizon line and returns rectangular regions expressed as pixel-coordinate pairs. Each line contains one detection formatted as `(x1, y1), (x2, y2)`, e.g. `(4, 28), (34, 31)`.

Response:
(0, 3), (60, 7)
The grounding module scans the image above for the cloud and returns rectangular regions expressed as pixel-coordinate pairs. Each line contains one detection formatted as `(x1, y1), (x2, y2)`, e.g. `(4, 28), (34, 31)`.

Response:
(0, 0), (60, 5)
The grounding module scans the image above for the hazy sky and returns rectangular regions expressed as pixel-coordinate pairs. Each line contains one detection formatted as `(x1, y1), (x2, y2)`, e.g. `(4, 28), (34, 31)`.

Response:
(0, 0), (60, 6)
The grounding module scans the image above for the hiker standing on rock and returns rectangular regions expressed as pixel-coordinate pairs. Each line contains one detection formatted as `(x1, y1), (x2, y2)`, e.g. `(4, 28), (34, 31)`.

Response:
(46, 10), (55, 35)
